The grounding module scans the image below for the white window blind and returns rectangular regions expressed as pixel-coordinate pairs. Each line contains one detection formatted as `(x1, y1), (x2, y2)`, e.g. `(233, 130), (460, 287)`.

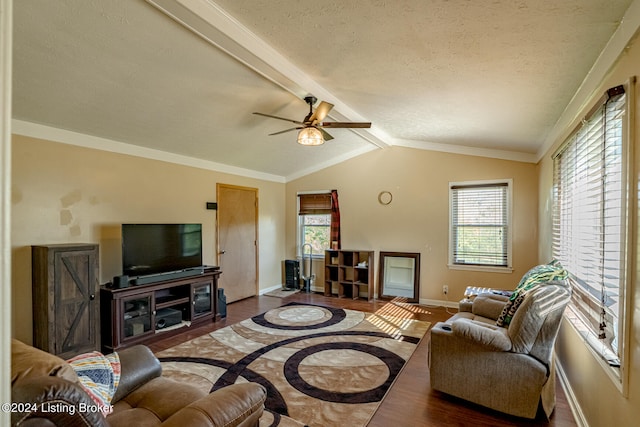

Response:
(552, 85), (626, 362)
(450, 182), (509, 267)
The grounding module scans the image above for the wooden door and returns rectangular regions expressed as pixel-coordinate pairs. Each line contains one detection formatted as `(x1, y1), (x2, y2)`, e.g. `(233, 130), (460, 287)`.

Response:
(216, 184), (258, 303)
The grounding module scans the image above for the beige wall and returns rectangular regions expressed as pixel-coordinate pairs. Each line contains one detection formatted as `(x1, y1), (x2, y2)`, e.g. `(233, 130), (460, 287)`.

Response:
(286, 146), (539, 302)
(537, 35), (640, 426)
(11, 134), (286, 344)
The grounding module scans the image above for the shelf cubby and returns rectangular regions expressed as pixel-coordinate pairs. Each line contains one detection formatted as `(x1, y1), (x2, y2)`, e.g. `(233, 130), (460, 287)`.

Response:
(324, 249), (374, 301)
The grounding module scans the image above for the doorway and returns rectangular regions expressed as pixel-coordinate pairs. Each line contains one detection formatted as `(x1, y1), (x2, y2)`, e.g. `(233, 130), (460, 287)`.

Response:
(216, 184), (259, 303)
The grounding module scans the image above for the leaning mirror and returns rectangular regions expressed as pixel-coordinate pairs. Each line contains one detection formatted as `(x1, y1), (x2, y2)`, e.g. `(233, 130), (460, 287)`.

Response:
(378, 252), (420, 303)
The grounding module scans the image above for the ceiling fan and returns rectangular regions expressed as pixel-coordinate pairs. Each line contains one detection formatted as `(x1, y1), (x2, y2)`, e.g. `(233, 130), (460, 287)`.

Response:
(253, 96), (371, 145)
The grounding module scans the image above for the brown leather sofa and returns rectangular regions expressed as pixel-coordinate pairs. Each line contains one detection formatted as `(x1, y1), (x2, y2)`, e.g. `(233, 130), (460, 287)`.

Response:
(11, 339), (266, 426)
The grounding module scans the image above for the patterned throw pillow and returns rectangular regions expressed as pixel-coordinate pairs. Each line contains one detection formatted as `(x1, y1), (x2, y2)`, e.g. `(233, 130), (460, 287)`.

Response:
(67, 351), (121, 409)
(496, 261), (568, 327)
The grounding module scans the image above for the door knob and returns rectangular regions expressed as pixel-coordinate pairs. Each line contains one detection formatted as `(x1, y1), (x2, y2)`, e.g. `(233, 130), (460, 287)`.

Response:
(219, 250), (226, 254)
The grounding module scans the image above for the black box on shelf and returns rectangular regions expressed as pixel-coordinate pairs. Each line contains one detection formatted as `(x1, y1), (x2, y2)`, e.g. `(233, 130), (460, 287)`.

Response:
(155, 308), (182, 329)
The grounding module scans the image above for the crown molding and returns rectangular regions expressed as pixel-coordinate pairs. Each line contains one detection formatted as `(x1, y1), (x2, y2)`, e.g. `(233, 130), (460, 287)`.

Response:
(12, 120), (287, 183)
(14, 119), (538, 185)
(285, 144), (377, 182)
(394, 138), (538, 163)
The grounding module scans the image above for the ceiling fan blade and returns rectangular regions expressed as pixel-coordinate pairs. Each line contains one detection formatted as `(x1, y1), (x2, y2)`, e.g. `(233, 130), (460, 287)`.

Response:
(268, 127), (301, 136)
(321, 121), (372, 128)
(253, 112), (303, 125)
(309, 101), (334, 123)
(319, 128), (334, 141)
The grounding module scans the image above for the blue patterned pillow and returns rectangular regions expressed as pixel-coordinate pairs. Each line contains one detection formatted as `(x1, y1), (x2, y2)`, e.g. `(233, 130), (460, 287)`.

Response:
(68, 351), (121, 409)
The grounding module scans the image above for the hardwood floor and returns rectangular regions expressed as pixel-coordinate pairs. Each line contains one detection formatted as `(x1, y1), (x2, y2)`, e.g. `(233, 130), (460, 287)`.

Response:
(148, 293), (577, 427)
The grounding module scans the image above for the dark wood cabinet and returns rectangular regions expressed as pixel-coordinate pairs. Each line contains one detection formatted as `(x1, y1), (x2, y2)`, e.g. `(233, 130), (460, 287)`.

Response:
(100, 269), (220, 353)
(324, 250), (374, 301)
(32, 244), (100, 359)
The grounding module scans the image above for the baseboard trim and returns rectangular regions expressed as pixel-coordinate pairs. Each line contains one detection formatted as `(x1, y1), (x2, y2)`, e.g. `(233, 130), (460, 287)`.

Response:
(419, 298), (459, 309)
(556, 356), (588, 427)
(259, 284), (283, 295)
(258, 292), (457, 309)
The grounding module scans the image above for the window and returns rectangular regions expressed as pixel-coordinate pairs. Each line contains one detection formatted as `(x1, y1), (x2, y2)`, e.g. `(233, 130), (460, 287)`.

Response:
(449, 180), (512, 270)
(298, 193), (331, 256)
(552, 85), (628, 368)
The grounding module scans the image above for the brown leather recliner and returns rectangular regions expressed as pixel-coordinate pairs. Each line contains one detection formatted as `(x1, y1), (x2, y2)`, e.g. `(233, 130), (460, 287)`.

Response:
(11, 339), (266, 426)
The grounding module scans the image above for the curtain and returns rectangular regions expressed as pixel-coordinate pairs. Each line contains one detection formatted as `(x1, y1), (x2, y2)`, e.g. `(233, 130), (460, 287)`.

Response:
(330, 189), (341, 249)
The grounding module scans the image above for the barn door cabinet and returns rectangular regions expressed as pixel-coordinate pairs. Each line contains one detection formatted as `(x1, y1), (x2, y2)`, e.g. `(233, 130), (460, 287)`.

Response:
(32, 244), (100, 359)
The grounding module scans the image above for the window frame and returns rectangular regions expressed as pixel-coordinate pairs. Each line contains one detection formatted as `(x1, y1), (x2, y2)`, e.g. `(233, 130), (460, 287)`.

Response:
(551, 82), (633, 394)
(448, 179), (513, 273)
(297, 191), (332, 258)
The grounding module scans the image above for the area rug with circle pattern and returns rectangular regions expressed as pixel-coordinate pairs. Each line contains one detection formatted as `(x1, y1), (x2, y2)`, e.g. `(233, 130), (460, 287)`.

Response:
(157, 302), (430, 427)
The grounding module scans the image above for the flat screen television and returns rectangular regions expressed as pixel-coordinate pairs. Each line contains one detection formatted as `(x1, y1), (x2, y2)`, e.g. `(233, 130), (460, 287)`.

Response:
(122, 223), (203, 277)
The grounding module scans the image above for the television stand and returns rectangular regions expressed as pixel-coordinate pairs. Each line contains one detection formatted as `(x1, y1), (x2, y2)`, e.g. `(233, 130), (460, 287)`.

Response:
(100, 269), (221, 353)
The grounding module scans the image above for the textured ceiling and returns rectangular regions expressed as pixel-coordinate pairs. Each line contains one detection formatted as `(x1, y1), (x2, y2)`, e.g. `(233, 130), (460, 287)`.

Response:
(12, 0), (638, 180)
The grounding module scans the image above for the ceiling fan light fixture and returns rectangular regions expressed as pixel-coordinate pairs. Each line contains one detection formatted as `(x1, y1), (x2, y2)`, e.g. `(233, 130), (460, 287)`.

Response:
(297, 127), (324, 146)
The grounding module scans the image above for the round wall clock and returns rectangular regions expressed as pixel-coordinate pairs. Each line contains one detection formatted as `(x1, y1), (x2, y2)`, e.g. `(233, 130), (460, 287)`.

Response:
(378, 191), (393, 205)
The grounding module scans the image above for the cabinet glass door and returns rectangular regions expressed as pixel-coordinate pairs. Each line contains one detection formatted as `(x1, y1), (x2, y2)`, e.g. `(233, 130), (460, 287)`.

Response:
(192, 282), (212, 318)
(122, 295), (152, 339)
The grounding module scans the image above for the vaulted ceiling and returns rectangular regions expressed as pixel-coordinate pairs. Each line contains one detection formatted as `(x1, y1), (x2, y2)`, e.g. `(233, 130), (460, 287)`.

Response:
(12, 0), (639, 181)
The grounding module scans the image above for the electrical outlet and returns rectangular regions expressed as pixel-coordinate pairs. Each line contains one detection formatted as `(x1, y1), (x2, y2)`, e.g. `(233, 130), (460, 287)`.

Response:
(443, 285), (448, 295)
